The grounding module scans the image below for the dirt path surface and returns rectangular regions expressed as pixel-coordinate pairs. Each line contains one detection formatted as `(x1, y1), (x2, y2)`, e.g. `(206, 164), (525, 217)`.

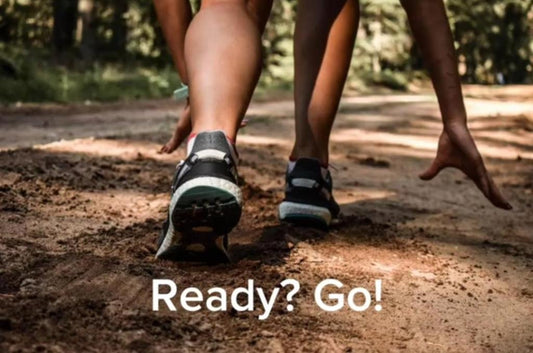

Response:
(1, 87), (532, 352)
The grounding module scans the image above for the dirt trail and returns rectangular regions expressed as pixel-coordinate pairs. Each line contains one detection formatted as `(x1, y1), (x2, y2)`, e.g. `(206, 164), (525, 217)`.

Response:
(1, 88), (532, 352)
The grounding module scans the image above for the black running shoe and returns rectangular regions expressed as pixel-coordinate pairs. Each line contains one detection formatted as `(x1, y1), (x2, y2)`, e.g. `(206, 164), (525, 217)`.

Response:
(156, 131), (242, 261)
(278, 158), (340, 229)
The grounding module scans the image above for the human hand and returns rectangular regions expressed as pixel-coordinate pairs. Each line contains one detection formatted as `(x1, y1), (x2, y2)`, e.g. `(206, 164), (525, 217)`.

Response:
(419, 124), (512, 210)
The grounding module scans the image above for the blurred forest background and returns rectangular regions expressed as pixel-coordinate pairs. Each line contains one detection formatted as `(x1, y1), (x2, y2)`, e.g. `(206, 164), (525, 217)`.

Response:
(1, 0), (532, 104)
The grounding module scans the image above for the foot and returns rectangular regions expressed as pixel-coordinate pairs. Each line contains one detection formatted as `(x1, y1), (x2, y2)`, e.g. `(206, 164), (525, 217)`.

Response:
(279, 158), (340, 229)
(156, 131), (242, 261)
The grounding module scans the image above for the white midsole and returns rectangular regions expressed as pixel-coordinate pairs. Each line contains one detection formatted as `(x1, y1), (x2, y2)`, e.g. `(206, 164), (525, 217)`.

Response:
(156, 177), (242, 258)
(278, 201), (332, 225)
(169, 177), (242, 216)
(155, 220), (177, 258)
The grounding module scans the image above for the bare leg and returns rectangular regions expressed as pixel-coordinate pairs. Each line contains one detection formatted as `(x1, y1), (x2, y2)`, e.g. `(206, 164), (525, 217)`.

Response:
(185, 0), (265, 141)
(155, 0), (272, 153)
(157, 0), (273, 260)
(278, 0), (358, 228)
(401, 0), (511, 209)
(292, 0), (359, 165)
(154, 0), (271, 84)
(247, 0), (273, 33)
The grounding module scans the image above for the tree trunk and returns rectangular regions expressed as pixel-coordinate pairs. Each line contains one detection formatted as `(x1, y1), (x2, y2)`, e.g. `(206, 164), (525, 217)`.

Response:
(78, 0), (96, 63)
(111, 0), (128, 55)
(52, 0), (79, 53)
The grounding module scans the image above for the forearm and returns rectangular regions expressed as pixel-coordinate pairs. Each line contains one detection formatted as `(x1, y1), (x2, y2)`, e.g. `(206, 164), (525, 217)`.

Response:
(401, 0), (467, 128)
(153, 0), (193, 83)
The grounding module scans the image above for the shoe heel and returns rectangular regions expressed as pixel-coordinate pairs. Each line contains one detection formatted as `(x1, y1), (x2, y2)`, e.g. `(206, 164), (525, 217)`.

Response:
(279, 201), (331, 229)
(172, 185), (242, 235)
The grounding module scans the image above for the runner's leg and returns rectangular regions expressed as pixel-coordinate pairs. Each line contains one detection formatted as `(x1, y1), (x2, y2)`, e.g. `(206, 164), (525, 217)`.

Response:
(185, 0), (265, 141)
(279, 0), (359, 228)
(292, 0), (359, 165)
(155, 0), (272, 153)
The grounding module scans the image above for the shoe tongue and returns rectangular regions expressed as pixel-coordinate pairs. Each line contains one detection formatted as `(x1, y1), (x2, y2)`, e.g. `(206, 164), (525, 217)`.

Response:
(295, 158), (322, 170)
(187, 131), (237, 162)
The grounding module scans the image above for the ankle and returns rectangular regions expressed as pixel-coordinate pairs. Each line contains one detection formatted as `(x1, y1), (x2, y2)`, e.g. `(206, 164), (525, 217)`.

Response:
(186, 130), (237, 160)
(290, 145), (329, 166)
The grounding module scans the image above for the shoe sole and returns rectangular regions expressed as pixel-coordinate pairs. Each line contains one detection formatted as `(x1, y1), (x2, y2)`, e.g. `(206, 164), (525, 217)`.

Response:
(279, 201), (331, 229)
(156, 227), (230, 264)
(156, 177), (241, 262)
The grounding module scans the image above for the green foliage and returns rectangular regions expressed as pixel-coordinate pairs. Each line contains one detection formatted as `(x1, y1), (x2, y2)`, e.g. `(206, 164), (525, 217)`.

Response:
(0, 0), (53, 46)
(0, 0), (532, 104)
(448, 0), (533, 83)
(261, 0), (297, 86)
(346, 0), (411, 86)
(0, 48), (181, 104)
(362, 70), (410, 91)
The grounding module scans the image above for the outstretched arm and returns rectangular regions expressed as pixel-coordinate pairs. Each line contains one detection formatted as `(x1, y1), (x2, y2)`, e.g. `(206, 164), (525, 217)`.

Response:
(401, 0), (512, 210)
(153, 0), (193, 83)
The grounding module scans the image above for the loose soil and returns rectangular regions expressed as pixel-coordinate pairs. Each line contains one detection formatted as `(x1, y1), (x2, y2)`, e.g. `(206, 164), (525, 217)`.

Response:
(1, 86), (532, 352)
